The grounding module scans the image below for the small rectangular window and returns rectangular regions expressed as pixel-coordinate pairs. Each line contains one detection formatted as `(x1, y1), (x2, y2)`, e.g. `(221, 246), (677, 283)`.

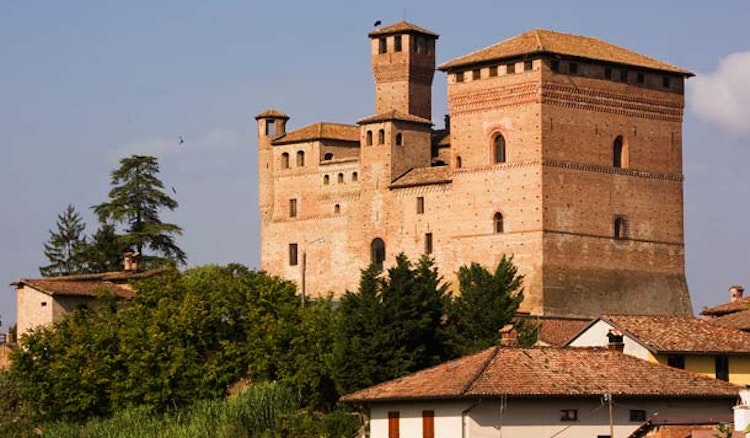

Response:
(265, 120), (274, 136)
(394, 35), (402, 52)
(636, 72), (645, 84)
(289, 243), (298, 266)
(417, 197), (425, 214)
(604, 66), (612, 79)
(472, 69), (480, 80)
(425, 233), (433, 254)
(550, 59), (559, 72)
(506, 63), (515, 74)
(455, 72), (464, 83)
(716, 355), (729, 381)
(662, 76), (671, 88)
(667, 354), (685, 370)
(489, 66), (498, 77)
(41, 301), (48, 307)
(569, 62), (578, 75)
(560, 409), (578, 422)
(620, 69), (628, 82)
(629, 409), (647, 422)
(524, 60), (533, 71)
(388, 411), (400, 438)
(379, 37), (387, 54)
(289, 198), (297, 218)
(422, 410), (434, 438)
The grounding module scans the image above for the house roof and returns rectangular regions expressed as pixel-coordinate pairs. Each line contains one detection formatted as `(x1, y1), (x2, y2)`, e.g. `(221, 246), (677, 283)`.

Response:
(341, 346), (741, 403)
(271, 123), (359, 145)
(254, 109), (289, 120)
(389, 166), (452, 189)
(701, 297), (750, 317)
(534, 315), (593, 346)
(709, 309), (750, 332)
(13, 270), (164, 299)
(438, 29), (692, 76)
(357, 110), (432, 126)
(368, 21), (438, 38)
(578, 315), (750, 354)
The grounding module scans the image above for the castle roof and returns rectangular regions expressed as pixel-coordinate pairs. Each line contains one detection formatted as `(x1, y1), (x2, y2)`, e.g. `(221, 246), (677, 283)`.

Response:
(358, 110), (432, 126)
(709, 309), (750, 332)
(534, 315), (593, 346)
(341, 346), (741, 403)
(272, 122), (359, 145)
(438, 29), (692, 76)
(570, 314), (750, 355)
(389, 166), (451, 189)
(701, 297), (750, 317)
(254, 109), (289, 120)
(368, 21), (438, 38)
(12, 269), (164, 299)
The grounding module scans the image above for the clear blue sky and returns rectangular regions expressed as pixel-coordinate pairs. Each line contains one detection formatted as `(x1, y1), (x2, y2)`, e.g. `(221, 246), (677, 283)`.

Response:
(2, 1), (749, 326)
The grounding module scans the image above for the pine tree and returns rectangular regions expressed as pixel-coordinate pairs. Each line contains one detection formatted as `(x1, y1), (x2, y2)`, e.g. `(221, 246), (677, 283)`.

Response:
(92, 155), (186, 267)
(84, 223), (126, 273)
(445, 255), (525, 356)
(39, 205), (88, 277)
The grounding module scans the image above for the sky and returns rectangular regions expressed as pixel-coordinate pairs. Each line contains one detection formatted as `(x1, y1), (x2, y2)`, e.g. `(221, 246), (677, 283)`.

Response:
(1, 1), (749, 327)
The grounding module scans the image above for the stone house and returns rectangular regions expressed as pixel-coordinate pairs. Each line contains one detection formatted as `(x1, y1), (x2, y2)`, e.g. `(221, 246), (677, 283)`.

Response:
(566, 314), (750, 385)
(341, 346), (741, 438)
(257, 21), (694, 317)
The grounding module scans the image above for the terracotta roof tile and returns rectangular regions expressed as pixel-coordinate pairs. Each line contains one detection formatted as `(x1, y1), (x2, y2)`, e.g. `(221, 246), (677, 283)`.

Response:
(368, 21), (438, 38)
(389, 166), (452, 188)
(701, 297), (750, 316)
(438, 29), (692, 75)
(272, 123), (359, 145)
(342, 347), (741, 403)
(13, 269), (164, 299)
(709, 309), (750, 331)
(602, 314), (750, 354)
(535, 316), (592, 346)
(254, 109), (289, 120)
(357, 110), (432, 125)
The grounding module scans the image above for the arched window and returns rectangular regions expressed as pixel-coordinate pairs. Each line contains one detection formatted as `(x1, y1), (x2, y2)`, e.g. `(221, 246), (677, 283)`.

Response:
(366, 130), (373, 146)
(296, 150), (305, 167)
(614, 216), (628, 240)
(352, 172), (358, 182)
(323, 175), (330, 185)
(281, 152), (290, 169)
(324, 152), (334, 161)
(378, 129), (385, 144)
(334, 204), (341, 214)
(456, 156), (462, 169)
(494, 212), (504, 233)
(338, 173), (344, 183)
(371, 238), (386, 270)
(613, 135), (627, 168)
(396, 133), (403, 146)
(494, 134), (506, 163)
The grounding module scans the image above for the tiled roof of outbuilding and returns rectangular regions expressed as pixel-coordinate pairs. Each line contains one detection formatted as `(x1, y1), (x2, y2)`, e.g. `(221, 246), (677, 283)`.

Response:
(357, 110), (432, 126)
(272, 123), (359, 145)
(389, 166), (451, 189)
(535, 316), (592, 346)
(701, 297), (750, 317)
(709, 309), (750, 332)
(596, 314), (750, 354)
(368, 21), (438, 38)
(13, 269), (164, 299)
(341, 347), (741, 403)
(438, 29), (692, 75)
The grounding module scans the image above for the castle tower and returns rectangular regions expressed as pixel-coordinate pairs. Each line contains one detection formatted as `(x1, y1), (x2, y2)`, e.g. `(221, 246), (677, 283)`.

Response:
(369, 22), (438, 120)
(254, 109), (289, 218)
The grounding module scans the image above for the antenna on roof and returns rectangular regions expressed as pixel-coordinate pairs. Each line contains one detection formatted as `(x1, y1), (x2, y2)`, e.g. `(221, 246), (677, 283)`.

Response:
(403, 7), (407, 20)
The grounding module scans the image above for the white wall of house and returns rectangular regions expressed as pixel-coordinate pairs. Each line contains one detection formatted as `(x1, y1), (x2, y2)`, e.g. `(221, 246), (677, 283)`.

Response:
(567, 319), (654, 360)
(16, 286), (54, 338)
(367, 397), (733, 438)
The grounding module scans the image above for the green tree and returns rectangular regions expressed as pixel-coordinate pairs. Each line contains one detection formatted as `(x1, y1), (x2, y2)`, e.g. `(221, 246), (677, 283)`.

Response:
(84, 223), (127, 273)
(446, 255), (525, 356)
(93, 155), (186, 267)
(39, 204), (88, 277)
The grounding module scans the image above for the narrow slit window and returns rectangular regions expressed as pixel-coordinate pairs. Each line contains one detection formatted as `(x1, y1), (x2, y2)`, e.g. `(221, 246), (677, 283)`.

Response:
(424, 233), (433, 254)
(379, 37), (387, 54)
(338, 173), (344, 184)
(352, 172), (358, 182)
(371, 238), (386, 271)
(614, 216), (628, 240)
(296, 150), (305, 167)
(396, 133), (403, 146)
(265, 119), (274, 136)
(378, 129), (385, 144)
(366, 130), (373, 146)
(289, 243), (298, 266)
(494, 134), (506, 163)
(281, 152), (290, 169)
(613, 135), (627, 168)
(417, 196), (425, 214)
(334, 204), (340, 214)
(289, 199), (297, 218)
(494, 212), (504, 233)
(456, 156), (462, 168)
(394, 35), (402, 52)
(323, 175), (329, 185)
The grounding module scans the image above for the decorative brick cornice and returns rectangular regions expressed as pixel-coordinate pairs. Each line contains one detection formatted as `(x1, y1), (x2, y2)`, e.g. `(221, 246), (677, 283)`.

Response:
(541, 83), (684, 122)
(543, 160), (683, 182)
(449, 82), (540, 116)
(543, 229), (684, 247)
(318, 192), (361, 202)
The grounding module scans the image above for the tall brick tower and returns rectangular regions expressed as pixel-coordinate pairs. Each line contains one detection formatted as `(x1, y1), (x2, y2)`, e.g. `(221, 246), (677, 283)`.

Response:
(369, 22), (438, 120)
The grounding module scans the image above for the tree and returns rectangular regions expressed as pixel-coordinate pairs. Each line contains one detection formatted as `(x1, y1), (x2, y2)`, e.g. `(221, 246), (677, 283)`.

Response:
(93, 155), (186, 267)
(445, 255), (525, 356)
(39, 204), (88, 277)
(84, 223), (126, 273)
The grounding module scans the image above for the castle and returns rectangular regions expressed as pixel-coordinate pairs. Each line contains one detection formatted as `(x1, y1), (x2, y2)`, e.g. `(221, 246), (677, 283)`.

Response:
(256, 21), (693, 317)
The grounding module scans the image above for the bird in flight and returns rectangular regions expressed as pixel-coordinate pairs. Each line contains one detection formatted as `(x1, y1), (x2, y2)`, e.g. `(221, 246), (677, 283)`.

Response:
(373, 20), (381, 27)
(178, 136), (184, 146)
(171, 186), (177, 195)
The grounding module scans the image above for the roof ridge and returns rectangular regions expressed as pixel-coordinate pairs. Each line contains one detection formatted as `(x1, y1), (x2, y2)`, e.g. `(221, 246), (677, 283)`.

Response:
(462, 346), (500, 395)
(533, 29), (544, 51)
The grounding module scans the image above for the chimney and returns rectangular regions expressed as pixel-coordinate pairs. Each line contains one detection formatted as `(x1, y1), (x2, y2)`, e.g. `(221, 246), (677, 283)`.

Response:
(606, 329), (624, 352)
(444, 114), (451, 133)
(123, 251), (139, 272)
(499, 324), (518, 347)
(731, 285), (745, 302)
